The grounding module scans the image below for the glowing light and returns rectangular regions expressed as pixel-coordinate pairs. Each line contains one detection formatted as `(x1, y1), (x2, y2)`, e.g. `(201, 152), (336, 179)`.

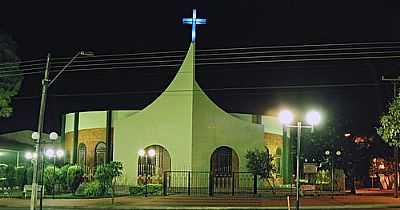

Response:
(31, 132), (39, 140)
(182, 9), (207, 43)
(325, 150), (330, 156)
(138, 149), (145, 157)
(56, 149), (64, 158)
(344, 133), (351, 137)
(278, 110), (293, 125)
(148, 149), (156, 157)
(46, 149), (55, 158)
(336, 151), (342, 156)
(25, 152), (33, 160)
(306, 111), (321, 125)
(49, 132), (58, 140)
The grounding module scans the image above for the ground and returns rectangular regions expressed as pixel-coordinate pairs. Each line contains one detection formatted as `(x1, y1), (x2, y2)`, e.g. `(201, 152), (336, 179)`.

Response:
(2, 192), (400, 210)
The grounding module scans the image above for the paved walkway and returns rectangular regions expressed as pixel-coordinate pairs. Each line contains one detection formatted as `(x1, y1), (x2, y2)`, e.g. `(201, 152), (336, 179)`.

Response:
(2, 195), (400, 210)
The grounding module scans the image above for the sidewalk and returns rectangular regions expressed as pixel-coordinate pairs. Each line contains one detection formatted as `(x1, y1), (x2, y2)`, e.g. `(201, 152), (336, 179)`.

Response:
(2, 195), (400, 210)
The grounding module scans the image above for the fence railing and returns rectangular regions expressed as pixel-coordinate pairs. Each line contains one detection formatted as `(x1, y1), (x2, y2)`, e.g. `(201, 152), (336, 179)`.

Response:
(163, 171), (261, 196)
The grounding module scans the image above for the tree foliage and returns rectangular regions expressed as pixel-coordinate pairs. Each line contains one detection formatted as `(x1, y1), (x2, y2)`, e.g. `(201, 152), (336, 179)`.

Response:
(0, 31), (23, 118)
(377, 96), (400, 147)
(245, 147), (275, 179)
(95, 161), (123, 203)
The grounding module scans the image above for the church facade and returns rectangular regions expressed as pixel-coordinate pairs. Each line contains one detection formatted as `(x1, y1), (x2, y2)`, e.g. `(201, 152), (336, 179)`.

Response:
(61, 44), (292, 185)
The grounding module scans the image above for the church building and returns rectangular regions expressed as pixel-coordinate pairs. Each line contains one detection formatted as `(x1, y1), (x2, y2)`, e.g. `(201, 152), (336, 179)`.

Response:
(60, 10), (292, 186)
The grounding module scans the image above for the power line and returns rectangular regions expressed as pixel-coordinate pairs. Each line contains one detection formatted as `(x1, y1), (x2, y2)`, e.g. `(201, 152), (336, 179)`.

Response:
(2, 41), (400, 77)
(14, 82), (380, 100)
(2, 53), (400, 78)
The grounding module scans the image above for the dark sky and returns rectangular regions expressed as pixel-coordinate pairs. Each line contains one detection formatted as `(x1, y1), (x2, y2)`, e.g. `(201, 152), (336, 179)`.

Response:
(1, 1), (400, 135)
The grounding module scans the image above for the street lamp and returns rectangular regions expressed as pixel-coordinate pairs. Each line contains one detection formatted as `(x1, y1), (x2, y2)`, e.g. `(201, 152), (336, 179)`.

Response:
(138, 148), (156, 197)
(30, 52), (93, 210)
(279, 110), (321, 210)
(325, 149), (342, 198)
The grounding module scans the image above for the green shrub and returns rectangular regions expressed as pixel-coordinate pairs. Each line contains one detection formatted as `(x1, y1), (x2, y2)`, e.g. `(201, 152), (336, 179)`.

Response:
(59, 164), (70, 191)
(129, 184), (162, 196)
(67, 165), (84, 193)
(76, 181), (102, 197)
(43, 165), (61, 193)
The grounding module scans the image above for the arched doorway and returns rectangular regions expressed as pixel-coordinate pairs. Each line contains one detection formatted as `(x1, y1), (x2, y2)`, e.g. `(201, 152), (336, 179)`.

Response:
(210, 146), (239, 193)
(137, 145), (171, 185)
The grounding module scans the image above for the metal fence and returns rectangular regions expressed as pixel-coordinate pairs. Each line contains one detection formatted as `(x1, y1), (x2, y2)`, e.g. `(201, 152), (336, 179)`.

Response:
(163, 171), (260, 196)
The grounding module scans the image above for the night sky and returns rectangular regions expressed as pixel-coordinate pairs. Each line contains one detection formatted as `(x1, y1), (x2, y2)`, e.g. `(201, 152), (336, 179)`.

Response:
(1, 1), (400, 135)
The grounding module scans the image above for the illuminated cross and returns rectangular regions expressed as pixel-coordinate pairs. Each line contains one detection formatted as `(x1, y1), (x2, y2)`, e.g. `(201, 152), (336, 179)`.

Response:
(182, 9), (207, 43)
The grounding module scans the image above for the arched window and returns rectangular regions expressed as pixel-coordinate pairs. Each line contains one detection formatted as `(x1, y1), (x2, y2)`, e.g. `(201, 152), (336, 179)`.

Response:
(78, 143), (86, 168)
(95, 142), (107, 167)
(275, 148), (282, 175)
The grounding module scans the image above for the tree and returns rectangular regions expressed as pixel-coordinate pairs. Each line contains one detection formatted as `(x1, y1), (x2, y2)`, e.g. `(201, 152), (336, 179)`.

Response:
(0, 31), (23, 118)
(245, 147), (275, 188)
(377, 95), (400, 196)
(95, 161), (123, 204)
(377, 96), (400, 147)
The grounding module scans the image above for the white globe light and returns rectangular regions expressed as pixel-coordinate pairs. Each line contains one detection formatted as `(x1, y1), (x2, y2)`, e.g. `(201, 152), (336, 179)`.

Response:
(138, 149), (145, 157)
(148, 149), (156, 157)
(336, 150), (342, 156)
(25, 152), (33, 160)
(278, 110), (293, 125)
(46, 149), (55, 158)
(306, 111), (321, 125)
(49, 132), (58, 140)
(31, 132), (39, 140)
(56, 149), (64, 158)
(325, 150), (330, 156)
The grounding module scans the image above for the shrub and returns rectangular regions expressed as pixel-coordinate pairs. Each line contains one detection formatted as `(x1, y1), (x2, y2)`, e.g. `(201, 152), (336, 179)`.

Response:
(129, 184), (162, 196)
(67, 165), (84, 193)
(59, 164), (70, 192)
(43, 165), (61, 193)
(76, 181), (102, 197)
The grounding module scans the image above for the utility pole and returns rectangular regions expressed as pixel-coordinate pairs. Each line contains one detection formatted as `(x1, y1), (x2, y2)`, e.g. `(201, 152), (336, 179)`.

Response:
(30, 54), (51, 210)
(381, 75), (400, 198)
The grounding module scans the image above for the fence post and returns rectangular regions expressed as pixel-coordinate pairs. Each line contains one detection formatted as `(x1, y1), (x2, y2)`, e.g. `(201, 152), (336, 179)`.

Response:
(253, 174), (257, 195)
(163, 171), (167, 196)
(231, 172), (235, 196)
(188, 171), (191, 196)
(209, 172), (214, 196)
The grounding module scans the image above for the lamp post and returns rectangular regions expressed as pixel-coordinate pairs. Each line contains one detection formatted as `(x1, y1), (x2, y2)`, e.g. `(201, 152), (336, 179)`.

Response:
(325, 149), (341, 198)
(138, 148), (156, 197)
(279, 110), (321, 210)
(30, 51), (93, 210)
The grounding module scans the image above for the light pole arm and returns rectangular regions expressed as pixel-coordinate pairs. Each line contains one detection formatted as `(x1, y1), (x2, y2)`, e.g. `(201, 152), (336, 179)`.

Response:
(48, 51), (83, 87)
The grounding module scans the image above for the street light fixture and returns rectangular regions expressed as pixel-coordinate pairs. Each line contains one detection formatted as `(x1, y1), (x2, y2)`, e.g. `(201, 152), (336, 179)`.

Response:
(30, 52), (93, 210)
(325, 149), (342, 198)
(138, 148), (156, 197)
(279, 110), (321, 210)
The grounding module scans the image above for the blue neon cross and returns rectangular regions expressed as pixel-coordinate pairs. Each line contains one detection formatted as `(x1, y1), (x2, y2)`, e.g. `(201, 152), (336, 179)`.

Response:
(182, 9), (207, 43)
